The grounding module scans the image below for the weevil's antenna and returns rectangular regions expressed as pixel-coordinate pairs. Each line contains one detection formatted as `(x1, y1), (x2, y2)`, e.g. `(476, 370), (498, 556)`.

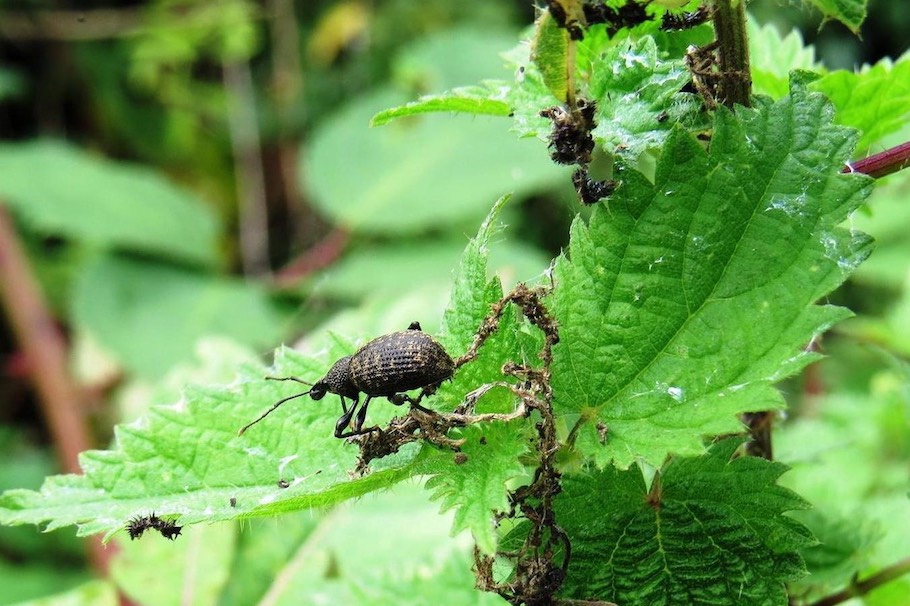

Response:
(265, 376), (315, 386)
(237, 377), (316, 436)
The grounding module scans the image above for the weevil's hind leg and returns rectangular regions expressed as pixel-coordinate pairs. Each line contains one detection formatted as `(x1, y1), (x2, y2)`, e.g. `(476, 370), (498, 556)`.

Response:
(389, 384), (439, 415)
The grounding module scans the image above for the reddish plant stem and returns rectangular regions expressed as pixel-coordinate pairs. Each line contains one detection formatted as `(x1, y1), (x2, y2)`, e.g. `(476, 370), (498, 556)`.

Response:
(271, 227), (350, 288)
(844, 140), (910, 179)
(0, 207), (87, 471)
(0, 205), (115, 578)
(810, 556), (910, 606)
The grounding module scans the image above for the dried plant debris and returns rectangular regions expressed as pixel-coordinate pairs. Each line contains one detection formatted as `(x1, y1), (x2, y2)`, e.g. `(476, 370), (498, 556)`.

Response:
(540, 101), (597, 167)
(685, 41), (721, 110)
(350, 284), (569, 605)
(572, 168), (617, 206)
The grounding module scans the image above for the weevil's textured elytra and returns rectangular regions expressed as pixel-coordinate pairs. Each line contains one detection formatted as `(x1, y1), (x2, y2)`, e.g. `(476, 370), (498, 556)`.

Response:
(348, 328), (454, 397)
(238, 322), (455, 439)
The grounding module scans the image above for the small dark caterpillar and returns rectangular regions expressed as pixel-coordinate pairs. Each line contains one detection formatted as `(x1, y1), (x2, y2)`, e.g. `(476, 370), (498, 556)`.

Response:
(125, 513), (183, 541)
(156, 518), (183, 541)
(126, 514), (158, 540)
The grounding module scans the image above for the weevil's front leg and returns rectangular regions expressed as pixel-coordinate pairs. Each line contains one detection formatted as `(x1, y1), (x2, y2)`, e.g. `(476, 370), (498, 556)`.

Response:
(334, 395), (358, 438)
(336, 396), (380, 438)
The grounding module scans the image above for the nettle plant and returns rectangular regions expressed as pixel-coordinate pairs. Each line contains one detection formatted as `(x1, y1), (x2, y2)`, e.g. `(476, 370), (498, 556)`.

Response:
(3, 1), (910, 605)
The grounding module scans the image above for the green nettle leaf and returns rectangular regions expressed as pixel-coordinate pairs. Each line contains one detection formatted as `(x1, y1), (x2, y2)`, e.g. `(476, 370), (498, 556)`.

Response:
(806, 0), (867, 33)
(552, 87), (873, 469)
(587, 36), (706, 158)
(748, 22), (819, 99)
(352, 550), (508, 605)
(72, 254), (285, 379)
(418, 196), (538, 554)
(557, 439), (814, 605)
(0, 345), (391, 539)
(370, 84), (512, 126)
(531, 9), (570, 103)
(0, 140), (218, 267)
(423, 423), (530, 555)
(811, 56), (910, 153)
(306, 88), (565, 235)
(0, 198), (529, 553)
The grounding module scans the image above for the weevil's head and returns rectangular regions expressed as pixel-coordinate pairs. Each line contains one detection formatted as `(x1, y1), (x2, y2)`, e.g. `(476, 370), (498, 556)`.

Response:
(316, 355), (358, 400)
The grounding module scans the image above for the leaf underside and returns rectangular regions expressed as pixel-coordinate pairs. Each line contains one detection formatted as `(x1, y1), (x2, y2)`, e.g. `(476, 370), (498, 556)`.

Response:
(557, 439), (815, 605)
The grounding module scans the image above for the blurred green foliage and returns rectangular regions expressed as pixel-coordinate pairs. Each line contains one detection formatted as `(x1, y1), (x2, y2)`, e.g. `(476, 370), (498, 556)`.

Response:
(0, 0), (908, 605)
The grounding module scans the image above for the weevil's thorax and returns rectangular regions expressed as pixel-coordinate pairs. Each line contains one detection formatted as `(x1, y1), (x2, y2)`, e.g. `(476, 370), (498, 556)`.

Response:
(319, 355), (359, 399)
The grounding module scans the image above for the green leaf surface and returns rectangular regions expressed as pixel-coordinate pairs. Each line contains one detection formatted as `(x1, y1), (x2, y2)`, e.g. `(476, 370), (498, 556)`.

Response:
(0, 140), (218, 267)
(0, 199), (526, 545)
(811, 55), (910, 153)
(557, 439), (814, 606)
(107, 484), (490, 605)
(503, 20), (713, 149)
(422, 195), (539, 553)
(552, 87), (873, 468)
(6, 579), (117, 606)
(0, 344), (413, 539)
(531, 9), (569, 103)
(306, 88), (566, 235)
(806, 0), (867, 33)
(370, 85), (512, 126)
(424, 423), (531, 554)
(776, 386), (910, 600)
(749, 21), (819, 99)
(71, 254), (285, 379)
(438, 196), (533, 415)
(588, 37), (705, 158)
(314, 237), (550, 301)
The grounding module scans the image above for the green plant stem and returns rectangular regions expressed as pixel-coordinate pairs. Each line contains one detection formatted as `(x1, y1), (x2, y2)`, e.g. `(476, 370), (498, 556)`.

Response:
(712, 0), (751, 107)
(810, 556), (910, 606)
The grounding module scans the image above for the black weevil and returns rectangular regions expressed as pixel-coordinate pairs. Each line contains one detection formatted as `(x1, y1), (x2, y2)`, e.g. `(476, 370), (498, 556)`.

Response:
(239, 322), (455, 438)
